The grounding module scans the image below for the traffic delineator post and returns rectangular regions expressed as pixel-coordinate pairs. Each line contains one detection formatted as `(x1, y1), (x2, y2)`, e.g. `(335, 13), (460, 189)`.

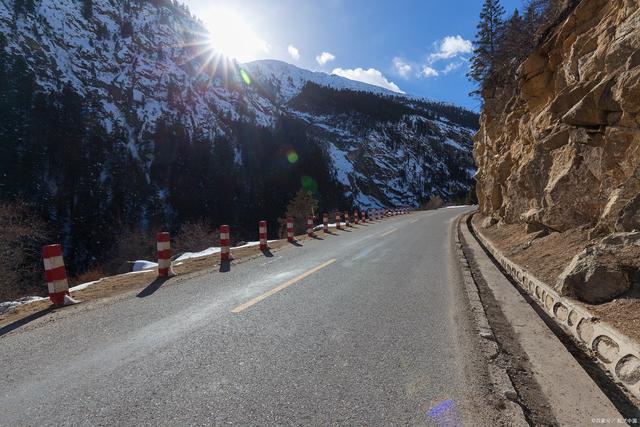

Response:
(157, 232), (173, 277)
(259, 221), (268, 250)
(220, 225), (230, 262)
(287, 217), (294, 242)
(307, 215), (314, 237)
(42, 244), (79, 306)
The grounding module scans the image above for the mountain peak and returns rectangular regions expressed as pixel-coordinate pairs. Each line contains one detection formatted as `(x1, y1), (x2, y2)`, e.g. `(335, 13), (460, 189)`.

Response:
(244, 59), (419, 103)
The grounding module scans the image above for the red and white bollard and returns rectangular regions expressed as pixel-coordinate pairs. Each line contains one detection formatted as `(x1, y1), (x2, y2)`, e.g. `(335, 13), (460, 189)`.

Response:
(259, 220), (268, 250)
(157, 232), (172, 277)
(345, 211), (350, 227)
(354, 210), (359, 224)
(42, 244), (78, 306)
(369, 208), (374, 221)
(287, 217), (294, 242)
(375, 208), (379, 220)
(336, 212), (342, 229)
(307, 215), (314, 237)
(220, 225), (230, 262)
(323, 213), (329, 233)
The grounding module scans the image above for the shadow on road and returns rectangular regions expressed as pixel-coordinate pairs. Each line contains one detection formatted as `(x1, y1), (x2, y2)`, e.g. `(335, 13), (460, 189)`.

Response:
(261, 248), (274, 258)
(289, 241), (303, 247)
(311, 235), (324, 240)
(0, 306), (54, 337)
(136, 277), (169, 298)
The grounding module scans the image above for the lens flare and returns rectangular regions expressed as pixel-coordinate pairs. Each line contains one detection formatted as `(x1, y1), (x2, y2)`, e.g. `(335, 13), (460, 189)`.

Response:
(426, 399), (459, 427)
(286, 150), (299, 164)
(301, 175), (318, 193)
(240, 68), (251, 85)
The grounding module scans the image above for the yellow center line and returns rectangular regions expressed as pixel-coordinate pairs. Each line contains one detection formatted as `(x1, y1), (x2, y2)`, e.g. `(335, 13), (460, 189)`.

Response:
(380, 228), (397, 237)
(231, 258), (337, 313)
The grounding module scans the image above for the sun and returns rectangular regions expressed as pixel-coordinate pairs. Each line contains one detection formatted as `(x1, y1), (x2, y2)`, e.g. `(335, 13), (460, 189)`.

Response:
(201, 7), (269, 63)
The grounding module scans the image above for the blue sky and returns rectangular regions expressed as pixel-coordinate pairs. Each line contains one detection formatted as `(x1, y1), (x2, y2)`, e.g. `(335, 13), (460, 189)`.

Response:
(184, 0), (522, 111)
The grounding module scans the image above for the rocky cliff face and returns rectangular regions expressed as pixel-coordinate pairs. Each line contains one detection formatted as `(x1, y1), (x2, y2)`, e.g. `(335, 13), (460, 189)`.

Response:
(475, 0), (640, 302)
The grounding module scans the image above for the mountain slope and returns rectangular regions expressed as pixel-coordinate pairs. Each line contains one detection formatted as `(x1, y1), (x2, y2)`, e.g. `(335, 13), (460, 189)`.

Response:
(0, 0), (477, 274)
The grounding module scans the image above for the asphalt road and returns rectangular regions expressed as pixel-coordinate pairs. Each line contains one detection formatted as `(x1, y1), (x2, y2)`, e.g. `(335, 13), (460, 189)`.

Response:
(0, 207), (498, 426)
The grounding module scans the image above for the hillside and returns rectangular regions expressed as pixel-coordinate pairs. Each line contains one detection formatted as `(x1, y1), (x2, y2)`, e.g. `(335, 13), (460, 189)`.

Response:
(0, 0), (477, 284)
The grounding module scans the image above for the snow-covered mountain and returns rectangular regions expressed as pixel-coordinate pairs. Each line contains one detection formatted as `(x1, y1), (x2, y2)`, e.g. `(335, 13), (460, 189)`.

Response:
(0, 0), (477, 269)
(245, 59), (410, 103)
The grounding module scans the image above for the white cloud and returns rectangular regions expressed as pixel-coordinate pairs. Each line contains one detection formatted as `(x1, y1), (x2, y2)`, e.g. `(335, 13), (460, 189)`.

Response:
(421, 66), (439, 78)
(315, 51), (336, 65)
(393, 57), (412, 79)
(331, 67), (404, 93)
(287, 45), (300, 60)
(429, 35), (473, 62)
(443, 61), (464, 74)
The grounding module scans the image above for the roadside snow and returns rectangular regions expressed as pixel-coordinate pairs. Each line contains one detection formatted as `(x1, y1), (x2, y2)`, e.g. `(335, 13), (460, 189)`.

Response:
(132, 260), (159, 272)
(175, 240), (277, 262)
(0, 296), (48, 315)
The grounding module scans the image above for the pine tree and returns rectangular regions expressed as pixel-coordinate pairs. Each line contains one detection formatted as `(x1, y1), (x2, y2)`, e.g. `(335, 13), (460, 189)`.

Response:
(82, 0), (93, 20)
(468, 0), (505, 93)
(285, 189), (319, 234)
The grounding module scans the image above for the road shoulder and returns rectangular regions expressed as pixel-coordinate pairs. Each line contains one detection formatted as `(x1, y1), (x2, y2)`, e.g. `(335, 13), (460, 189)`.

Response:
(447, 214), (528, 426)
(458, 213), (632, 425)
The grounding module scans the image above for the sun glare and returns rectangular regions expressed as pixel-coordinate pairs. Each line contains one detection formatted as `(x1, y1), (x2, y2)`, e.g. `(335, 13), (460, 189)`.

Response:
(202, 7), (269, 63)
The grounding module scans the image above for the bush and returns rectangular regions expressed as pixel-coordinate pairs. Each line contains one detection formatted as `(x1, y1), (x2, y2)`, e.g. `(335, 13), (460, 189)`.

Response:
(174, 220), (217, 254)
(423, 196), (445, 210)
(104, 228), (157, 275)
(0, 201), (50, 300)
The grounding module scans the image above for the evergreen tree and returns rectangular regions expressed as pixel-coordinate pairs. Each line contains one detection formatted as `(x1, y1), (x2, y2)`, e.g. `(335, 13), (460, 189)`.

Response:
(285, 189), (319, 234)
(468, 0), (505, 93)
(82, 0), (93, 20)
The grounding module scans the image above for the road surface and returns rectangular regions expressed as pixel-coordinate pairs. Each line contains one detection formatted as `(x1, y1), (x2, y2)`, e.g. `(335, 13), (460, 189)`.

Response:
(0, 207), (501, 425)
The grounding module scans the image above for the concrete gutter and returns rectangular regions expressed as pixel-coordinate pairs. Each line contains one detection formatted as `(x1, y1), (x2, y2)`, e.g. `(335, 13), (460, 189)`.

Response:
(453, 215), (528, 425)
(469, 213), (640, 402)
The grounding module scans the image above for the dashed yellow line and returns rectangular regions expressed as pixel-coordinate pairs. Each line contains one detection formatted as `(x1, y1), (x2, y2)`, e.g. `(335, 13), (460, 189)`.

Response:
(380, 228), (397, 237)
(231, 259), (337, 313)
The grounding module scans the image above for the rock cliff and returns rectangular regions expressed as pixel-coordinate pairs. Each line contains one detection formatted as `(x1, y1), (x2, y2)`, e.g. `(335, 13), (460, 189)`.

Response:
(475, 0), (640, 302)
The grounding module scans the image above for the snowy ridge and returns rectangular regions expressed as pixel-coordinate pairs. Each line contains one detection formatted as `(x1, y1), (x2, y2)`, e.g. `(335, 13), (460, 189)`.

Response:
(244, 60), (426, 103)
(1, 0), (477, 210)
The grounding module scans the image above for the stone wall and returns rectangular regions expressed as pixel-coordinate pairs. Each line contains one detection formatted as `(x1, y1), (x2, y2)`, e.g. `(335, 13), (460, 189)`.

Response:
(475, 0), (640, 236)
